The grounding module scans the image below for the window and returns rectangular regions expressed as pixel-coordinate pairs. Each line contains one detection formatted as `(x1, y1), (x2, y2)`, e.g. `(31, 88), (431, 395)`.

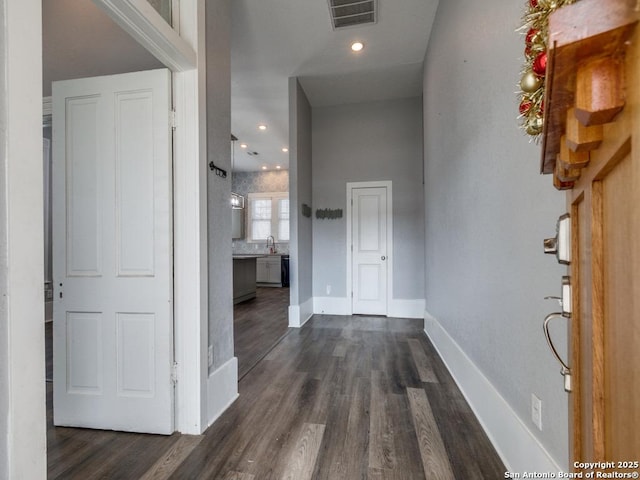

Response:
(248, 192), (289, 242)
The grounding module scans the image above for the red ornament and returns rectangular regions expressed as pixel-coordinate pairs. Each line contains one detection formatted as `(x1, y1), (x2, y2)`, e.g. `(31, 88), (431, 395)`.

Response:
(525, 28), (539, 46)
(529, 0), (539, 8)
(533, 52), (547, 76)
(519, 99), (533, 115)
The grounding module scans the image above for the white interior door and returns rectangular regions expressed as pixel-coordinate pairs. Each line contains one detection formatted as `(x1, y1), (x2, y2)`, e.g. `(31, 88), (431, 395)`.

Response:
(52, 69), (174, 434)
(352, 186), (388, 315)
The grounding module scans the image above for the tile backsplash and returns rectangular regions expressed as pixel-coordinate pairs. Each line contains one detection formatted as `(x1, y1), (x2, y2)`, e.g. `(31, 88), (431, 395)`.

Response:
(232, 170), (290, 255)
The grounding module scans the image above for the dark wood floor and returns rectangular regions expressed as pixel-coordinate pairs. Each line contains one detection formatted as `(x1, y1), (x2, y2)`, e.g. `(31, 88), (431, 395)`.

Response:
(46, 313), (505, 479)
(234, 286), (290, 379)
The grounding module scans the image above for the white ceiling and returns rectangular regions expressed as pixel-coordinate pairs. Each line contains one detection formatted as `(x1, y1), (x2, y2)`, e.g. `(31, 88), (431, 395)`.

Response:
(42, 0), (439, 172)
(231, 0), (439, 171)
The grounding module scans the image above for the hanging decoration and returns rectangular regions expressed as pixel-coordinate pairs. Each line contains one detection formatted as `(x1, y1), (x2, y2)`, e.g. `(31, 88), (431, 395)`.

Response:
(518, 0), (578, 138)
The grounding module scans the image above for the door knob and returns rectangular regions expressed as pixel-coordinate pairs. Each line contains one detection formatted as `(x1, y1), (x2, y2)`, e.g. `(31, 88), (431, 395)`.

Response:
(381, 256), (386, 260)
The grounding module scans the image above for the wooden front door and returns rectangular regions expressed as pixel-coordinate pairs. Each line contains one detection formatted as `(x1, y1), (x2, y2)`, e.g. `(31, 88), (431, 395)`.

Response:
(541, 0), (640, 466)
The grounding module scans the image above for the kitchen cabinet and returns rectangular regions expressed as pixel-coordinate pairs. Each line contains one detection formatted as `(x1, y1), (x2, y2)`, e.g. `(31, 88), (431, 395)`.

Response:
(232, 256), (257, 303)
(256, 256), (281, 286)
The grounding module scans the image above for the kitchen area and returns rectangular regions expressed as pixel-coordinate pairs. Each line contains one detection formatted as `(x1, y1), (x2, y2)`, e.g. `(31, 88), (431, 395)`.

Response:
(232, 249), (289, 304)
(230, 169), (291, 378)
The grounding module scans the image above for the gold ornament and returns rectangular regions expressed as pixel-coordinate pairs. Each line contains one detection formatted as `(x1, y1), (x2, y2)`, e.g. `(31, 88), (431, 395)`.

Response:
(526, 116), (544, 135)
(520, 71), (542, 93)
(526, 122), (543, 135)
(538, 0), (556, 9)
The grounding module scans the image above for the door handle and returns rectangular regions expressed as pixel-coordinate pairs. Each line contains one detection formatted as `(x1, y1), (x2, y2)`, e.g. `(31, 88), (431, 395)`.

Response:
(543, 312), (572, 392)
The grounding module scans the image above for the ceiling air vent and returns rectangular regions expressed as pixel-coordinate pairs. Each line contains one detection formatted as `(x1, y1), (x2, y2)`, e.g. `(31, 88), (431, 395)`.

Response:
(327, 0), (377, 30)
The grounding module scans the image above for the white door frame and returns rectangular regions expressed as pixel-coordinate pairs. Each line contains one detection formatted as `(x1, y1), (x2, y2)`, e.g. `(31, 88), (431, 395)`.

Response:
(42, 0), (206, 435)
(93, 0), (208, 436)
(1, 1), (47, 477)
(3, 1), (208, 474)
(346, 181), (393, 316)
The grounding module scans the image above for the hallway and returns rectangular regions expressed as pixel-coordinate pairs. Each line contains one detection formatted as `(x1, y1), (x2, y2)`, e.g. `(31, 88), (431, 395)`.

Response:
(48, 315), (504, 478)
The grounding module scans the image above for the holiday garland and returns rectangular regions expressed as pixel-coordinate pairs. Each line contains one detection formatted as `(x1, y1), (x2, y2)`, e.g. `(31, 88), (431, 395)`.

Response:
(518, 0), (578, 137)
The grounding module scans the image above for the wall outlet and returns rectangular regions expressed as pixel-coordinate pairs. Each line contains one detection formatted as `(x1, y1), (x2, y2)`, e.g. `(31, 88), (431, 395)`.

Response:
(208, 345), (214, 367)
(531, 394), (542, 431)
(326, 284), (331, 295)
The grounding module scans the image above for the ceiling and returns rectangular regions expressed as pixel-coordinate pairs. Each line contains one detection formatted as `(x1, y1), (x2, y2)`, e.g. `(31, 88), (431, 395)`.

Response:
(231, 0), (439, 171)
(42, 0), (439, 172)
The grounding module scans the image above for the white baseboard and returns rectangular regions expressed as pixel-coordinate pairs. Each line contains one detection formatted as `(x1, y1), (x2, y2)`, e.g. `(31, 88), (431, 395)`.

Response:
(206, 357), (238, 428)
(388, 298), (425, 319)
(423, 310), (563, 473)
(313, 297), (425, 319)
(313, 296), (349, 315)
(288, 297), (313, 328)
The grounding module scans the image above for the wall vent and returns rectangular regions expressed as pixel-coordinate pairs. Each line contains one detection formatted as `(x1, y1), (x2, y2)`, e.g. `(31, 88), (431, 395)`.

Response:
(327, 0), (377, 30)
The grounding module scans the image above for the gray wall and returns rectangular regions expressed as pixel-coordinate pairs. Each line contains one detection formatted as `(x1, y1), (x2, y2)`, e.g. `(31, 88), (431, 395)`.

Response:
(312, 97), (425, 300)
(0, 2), (8, 469)
(206, 0), (234, 371)
(423, 0), (569, 465)
(288, 78), (313, 307)
(231, 170), (289, 255)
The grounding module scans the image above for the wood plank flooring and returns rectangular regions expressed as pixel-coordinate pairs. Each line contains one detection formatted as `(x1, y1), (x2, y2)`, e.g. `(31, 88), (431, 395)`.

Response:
(46, 313), (505, 479)
(233, 286), (290, 379)
(170, 315), (505, 479)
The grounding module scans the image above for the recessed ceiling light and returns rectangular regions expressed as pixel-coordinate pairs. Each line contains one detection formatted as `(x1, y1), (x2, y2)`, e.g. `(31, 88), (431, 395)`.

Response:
(282, 147), (289, 153)
(240, 143), (248, 149)
(258, 124), (267, 131)
(276, 165), (281, 170)
(351, 42), (364, 52)
(262, 166), (268, 170)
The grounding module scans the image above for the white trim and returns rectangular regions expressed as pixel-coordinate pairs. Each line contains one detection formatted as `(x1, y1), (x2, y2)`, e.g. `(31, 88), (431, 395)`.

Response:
(171, 0), (207, 435)
(288, 297), (313, 328)
(206, 357), (239, 427)
(423, 310), (565, 473)
(173, 67), (207, 434)
(1, 0), (47, 477)
(313, 296), (350, 315)
(388, 299), (425, 319)
(346, 180), (393, 316)
(313, 297), (424, 318)
(93, 0), (196, 71)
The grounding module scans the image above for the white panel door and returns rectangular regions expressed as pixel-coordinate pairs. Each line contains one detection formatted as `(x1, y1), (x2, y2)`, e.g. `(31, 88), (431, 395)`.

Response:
(52, 69), (174, 434)
(352, 187), (388, 315)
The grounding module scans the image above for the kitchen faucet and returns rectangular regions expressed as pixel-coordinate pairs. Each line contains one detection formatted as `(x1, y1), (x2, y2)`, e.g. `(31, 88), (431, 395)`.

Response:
(266, 235), (276, 254)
